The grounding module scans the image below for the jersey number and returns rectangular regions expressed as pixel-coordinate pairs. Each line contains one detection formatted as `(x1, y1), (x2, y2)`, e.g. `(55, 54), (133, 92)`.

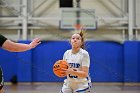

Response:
(69, 74), (78, 78)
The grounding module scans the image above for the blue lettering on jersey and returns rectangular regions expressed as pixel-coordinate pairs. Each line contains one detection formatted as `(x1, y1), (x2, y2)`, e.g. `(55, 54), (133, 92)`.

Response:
(68, 63), (80, 78)
(69, 63), (80, 68)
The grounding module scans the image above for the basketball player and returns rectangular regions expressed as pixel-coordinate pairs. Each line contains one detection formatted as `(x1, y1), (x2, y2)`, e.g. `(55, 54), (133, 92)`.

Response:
(0, 34), (41, 93)
(60, 31), (92, 93)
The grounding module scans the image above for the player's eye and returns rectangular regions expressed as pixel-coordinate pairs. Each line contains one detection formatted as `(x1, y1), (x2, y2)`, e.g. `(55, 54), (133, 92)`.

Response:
(72, 37), (75, 40)
(77, 37), (80, 40)
(73, 36), (78, 39)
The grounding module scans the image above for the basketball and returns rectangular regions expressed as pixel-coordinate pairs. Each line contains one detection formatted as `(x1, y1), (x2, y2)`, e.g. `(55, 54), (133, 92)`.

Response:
(53, 60), (69, 77)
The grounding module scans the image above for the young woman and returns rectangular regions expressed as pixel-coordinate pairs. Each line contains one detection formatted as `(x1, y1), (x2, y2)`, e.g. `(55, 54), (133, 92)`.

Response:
(60, 31), (92, 93)
(0, 34), (41, 93)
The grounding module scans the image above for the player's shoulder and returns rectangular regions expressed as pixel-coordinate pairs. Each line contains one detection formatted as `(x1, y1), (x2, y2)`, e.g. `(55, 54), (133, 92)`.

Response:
(64, 49), (71, 55)
(80, 48), (89, 55)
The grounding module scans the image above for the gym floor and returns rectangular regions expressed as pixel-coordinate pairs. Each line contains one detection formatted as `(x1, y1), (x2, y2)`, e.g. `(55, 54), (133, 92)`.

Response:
(4, 83), (140, 93)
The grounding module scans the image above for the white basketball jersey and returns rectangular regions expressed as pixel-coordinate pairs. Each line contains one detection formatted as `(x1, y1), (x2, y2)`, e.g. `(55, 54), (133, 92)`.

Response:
(63, 48), (90, 83)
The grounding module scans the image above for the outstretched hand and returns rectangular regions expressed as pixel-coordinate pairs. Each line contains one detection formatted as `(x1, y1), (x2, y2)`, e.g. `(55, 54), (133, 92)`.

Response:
(29, 38), (41, 49)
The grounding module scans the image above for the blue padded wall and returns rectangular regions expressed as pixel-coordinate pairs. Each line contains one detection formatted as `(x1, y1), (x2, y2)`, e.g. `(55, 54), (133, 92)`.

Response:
(87, 41), (123, 82)
(124, 41), (140, 82)
(17, 50), (32, 82)
(137, 42), (140, 82)
(16, 41), (32, 82)
(0, 49), (17, 81)
(0, 41), (140, 82)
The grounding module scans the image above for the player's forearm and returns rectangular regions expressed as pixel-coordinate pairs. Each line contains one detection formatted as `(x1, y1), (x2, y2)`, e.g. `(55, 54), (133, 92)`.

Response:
(71, 70), (88, 78)
(2, 40), (32, 52)
(10, 43), (31, 52)
(66, 67), (89, 78)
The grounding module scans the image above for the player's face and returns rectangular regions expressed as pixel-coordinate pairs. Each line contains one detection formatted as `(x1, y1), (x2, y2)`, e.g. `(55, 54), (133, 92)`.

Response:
(70, 34), (82, 48)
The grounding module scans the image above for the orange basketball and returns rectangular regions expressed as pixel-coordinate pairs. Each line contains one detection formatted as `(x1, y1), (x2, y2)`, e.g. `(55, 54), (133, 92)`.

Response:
(53, 60), (69, 77)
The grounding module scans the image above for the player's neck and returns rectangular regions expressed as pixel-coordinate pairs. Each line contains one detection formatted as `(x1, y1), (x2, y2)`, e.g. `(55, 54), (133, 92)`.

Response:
(72, 47), (80, 54)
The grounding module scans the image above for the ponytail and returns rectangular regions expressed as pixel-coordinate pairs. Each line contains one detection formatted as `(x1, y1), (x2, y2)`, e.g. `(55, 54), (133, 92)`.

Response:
(78, 29), (85, 49)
